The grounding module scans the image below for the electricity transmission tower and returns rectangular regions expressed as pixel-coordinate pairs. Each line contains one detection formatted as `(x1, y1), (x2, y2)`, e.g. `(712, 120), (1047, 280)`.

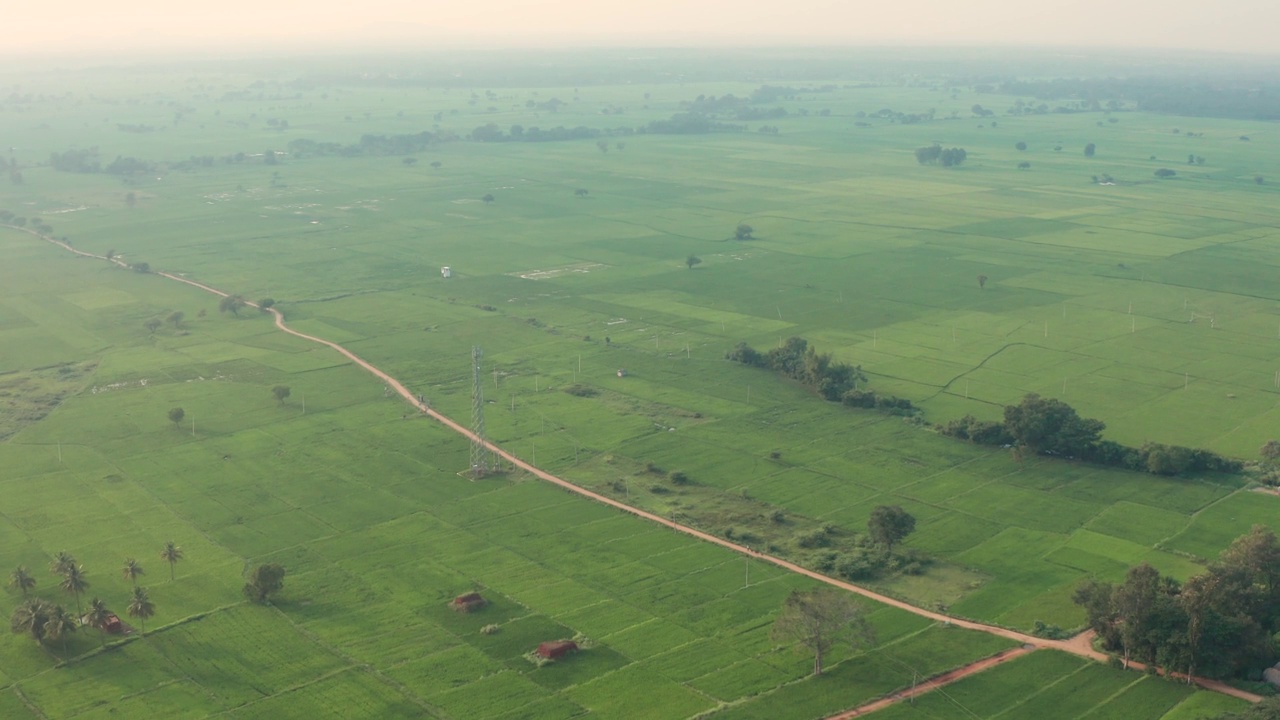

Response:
(470, 346), (492, 478)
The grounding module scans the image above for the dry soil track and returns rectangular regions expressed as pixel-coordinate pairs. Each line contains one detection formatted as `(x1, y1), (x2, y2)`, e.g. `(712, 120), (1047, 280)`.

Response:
(24, 230), (1263, 710)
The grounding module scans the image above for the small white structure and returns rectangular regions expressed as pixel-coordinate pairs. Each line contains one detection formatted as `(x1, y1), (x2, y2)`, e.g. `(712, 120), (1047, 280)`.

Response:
(617, 368), (627, 378)
(441, 266), (452, 278)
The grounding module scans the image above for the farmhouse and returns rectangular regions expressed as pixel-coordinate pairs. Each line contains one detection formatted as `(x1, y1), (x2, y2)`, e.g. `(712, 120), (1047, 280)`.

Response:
(450, 592), (487, 612)
(536, 640), (578, 659)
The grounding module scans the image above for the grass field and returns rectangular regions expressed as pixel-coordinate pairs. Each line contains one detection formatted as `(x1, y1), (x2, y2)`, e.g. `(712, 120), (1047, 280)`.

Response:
(4, 50), (1280, 716)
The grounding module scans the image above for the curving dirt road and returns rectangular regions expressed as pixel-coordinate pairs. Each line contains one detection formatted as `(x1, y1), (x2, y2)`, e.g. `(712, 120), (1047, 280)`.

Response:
(20, 228), (1262, 708)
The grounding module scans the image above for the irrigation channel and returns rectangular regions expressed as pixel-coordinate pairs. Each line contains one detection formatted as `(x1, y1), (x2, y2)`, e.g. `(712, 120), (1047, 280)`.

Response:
(24, 228), (1263, 714)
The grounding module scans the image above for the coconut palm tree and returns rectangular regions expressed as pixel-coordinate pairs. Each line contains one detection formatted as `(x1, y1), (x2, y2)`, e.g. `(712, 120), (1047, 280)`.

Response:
(160, 542), (183, 581)
(49, 551), (76, 576)
(127, 586), (154, 632)
(43, 604), (77, 655)
(86, 597), (112, 647)
(8, 566), (36, 597)
(59, 565), (89, 615)
(9, 597), (53, 645)
(121, 559), (144, 586)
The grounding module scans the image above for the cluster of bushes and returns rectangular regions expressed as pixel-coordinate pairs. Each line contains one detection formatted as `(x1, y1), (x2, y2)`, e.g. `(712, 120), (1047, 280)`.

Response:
(48, 148), (155, 176)
(811, 543), (930, 581)
(727, 337), (916, 413)
(939, 394), (1241, 476)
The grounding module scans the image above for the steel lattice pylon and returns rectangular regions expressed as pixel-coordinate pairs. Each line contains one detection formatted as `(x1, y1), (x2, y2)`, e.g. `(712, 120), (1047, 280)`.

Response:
(469, 346), (491, 478)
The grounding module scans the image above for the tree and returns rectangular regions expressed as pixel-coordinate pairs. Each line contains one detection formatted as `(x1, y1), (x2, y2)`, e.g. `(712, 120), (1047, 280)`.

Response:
(167, 311), (184, 329)
(1261, 440), (1280, 464)
(596, 140), (609, 153)
(867, 505), (916, 552)
(125, 192), (137, 208)
(1155, 168), (1177, 178)
(771, 588), (875, 676)
(10, 597), (54, 645)
(59, 564), (88, 615)
(105, 249), (116, 263)
(977, 274), (988, 289)
(1003, 393), (1105, 457)
(127, 586), (155, 631)
(145, 318), (162, 334)
(132, 262), (150, 273)
(1015, 141), (1027, 151)
(160, 541), (183, 580)
(915, 144), (942, 164)
(257, 298), (275, 310)
(1084, 143), (1096, 157)
(735, 224), (754, 240)
(218, 295), (245, 316)
(244, 563), (286, 603)
(50, 552), (76, 577)
(122, 558), (144, 586)
(86, 597), (112, 647)
(574, 188), (588, 198)
(272, 385), (291, 406)
(482, 193), (495, 204)
(430, 161), (442, 169)
(43, 604), (76, 654)
(8, 566), (35, 597)
(1255, 176), (1265, 185)
(1018, 161), (1031, 170)
(686, 254), (702, 270)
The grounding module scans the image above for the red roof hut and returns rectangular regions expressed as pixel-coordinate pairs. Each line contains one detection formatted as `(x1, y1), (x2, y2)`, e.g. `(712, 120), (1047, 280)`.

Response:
(536, 640), (578, 659)
(450, 592), (487, 613)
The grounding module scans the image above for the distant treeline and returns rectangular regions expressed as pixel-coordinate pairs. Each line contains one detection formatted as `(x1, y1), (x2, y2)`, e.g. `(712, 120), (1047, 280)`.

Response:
(993, 77), (1280, 121)
(48, 148), (155, 176)
(726, 337), (1241, 478)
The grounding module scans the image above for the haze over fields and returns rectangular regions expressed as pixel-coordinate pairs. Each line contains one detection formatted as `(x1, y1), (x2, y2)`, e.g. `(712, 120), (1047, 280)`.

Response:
(7, 0), (1280, 56)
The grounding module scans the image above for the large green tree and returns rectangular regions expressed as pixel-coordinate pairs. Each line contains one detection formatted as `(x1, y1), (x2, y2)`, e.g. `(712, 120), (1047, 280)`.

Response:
(43, 604), (77, 654)
(771, 588), (874, 676)
(122, 559), (145, 586)
(867, 505), (916, 553)
(244, 563), (286, 603)
(1003, 393), (1105, 456)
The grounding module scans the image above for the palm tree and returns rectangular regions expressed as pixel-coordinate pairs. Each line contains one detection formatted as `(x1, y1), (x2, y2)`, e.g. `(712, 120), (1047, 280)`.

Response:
(10, 597), (53, 645)
(49, 551), (76, 576)
(43, 604), (77, 655)
(86, 597), (112, 647)
(160, 542), (183, 580)
(8, 566), (36, 597)
(59, 565), (89, 615)
(121, 559), (145, 586)
(127, 586), (155, 632)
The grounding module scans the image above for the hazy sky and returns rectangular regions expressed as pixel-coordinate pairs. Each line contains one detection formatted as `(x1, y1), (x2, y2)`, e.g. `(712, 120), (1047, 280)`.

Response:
(8, 0), (1280, 56)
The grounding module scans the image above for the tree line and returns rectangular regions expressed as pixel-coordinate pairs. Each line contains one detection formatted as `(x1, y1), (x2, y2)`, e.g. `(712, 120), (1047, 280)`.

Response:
(726, 337), (917, 413)
(941, 393), (1242, 477)
(1076, 526), (1280, 682)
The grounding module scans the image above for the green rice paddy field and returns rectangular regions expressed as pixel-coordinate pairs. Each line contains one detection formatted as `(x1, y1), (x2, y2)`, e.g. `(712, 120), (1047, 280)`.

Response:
(1, 53), (1276, 716)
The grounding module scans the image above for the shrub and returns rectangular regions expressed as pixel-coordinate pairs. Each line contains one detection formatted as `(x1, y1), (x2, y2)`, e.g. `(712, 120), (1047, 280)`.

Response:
(565, 384), (598, 397)
(669, 470), (689, 485)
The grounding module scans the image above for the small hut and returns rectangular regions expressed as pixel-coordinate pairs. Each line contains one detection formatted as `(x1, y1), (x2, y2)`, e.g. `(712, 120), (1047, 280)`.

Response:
(536, 640), (578, 659)
(450, 592), (487, 613)
(441, 266), (452, 278)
